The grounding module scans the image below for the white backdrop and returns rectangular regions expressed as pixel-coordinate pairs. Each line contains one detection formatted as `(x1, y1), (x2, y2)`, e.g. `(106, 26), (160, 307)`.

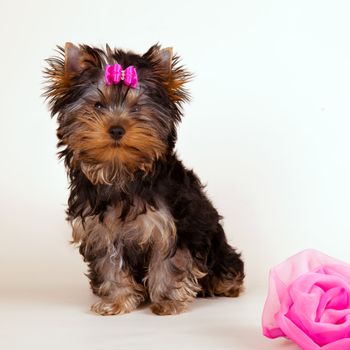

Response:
(0, 0), (349, 301)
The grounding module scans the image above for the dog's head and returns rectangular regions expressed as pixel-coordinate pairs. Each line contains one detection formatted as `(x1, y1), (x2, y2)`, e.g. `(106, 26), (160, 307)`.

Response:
(44, 43), (190, 186)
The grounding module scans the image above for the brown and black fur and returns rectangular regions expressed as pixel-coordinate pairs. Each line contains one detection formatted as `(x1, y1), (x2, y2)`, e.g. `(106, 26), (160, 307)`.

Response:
(43, 43), (244, 315)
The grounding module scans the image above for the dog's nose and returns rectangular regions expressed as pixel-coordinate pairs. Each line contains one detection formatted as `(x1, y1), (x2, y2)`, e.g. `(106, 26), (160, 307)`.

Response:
(109, 126), (125, 141)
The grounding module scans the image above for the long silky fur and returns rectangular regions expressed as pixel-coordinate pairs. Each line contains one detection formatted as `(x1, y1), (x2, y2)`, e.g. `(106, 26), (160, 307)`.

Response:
(43, 43), (244, 314)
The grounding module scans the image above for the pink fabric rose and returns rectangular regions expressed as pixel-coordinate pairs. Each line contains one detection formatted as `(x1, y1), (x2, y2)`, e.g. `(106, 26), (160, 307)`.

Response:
(262, 249), (350, 350)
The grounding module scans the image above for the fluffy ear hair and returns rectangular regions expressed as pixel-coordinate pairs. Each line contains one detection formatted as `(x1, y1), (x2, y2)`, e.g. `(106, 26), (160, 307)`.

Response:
(143, 44), (192, 105)
(43, 42), (103, 116)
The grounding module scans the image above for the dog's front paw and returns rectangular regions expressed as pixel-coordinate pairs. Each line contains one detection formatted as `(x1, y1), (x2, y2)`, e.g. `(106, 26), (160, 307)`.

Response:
(91, 294), (142, 316)
(150, 300), (187, 316)
(91, 300), (128, 316)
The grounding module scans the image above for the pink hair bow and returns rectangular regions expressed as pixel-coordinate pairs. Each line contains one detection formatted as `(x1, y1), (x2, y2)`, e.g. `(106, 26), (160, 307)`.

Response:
(104, 64), (138, 88)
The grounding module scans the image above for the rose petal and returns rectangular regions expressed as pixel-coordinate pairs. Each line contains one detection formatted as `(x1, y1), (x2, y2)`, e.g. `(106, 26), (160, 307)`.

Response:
(321, 309), (350, 324)
(317, 287), (349, 321)
(278, 311), (350, 350)
(321, 337), (350, 350)
(322, 265), (350, 284)
(276, 312), (321, 350)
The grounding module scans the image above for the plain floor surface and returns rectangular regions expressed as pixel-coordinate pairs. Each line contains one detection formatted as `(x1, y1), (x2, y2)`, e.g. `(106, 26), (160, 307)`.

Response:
(0, 284), (300, 350)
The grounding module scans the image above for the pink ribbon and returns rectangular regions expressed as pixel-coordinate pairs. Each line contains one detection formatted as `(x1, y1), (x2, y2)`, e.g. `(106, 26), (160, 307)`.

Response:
(104, 64), (138, 88)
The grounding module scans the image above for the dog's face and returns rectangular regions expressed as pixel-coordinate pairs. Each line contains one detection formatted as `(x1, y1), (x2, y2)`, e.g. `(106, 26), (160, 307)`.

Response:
(44, 43), (190, 185)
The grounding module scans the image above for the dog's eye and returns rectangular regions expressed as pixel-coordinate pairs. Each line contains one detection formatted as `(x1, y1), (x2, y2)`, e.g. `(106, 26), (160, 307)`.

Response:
(94, 102), (105, 110)
(130, 105), (140, 113)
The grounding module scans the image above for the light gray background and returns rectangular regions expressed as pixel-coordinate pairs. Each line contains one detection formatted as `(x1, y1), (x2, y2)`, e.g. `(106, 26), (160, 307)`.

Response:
(0, 1), (349, 349)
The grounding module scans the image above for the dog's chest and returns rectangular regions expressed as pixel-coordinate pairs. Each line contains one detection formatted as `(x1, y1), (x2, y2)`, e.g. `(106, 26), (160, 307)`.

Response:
(72, 199), (176, 253)
(106, 200), (176, 249)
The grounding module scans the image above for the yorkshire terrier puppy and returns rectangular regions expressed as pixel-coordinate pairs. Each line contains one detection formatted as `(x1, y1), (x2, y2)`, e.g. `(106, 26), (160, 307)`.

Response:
(44, 43), (244, 316)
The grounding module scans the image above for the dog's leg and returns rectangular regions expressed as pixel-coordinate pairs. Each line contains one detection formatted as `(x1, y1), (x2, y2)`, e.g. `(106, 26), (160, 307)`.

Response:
(204, 225), (245, 297)
(147, 248), (205, 315)
(74, 218), (145, 316)
(210, 246), (244, 297)
(89, 260), (145, 316)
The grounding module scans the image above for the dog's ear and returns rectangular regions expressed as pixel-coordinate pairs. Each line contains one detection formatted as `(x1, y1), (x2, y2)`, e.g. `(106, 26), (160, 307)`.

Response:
(43, 43), (102, 116)
(64, 42), (82, 74)
(156, 47), (173, 74)
(143, 45), (174, 76)
(64, 42), (102, 74)
(143, 44), (191, 104)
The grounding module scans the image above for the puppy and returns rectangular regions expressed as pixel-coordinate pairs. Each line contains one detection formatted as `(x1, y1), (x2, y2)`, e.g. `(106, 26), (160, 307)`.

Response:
(43, 43), (244, 315)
